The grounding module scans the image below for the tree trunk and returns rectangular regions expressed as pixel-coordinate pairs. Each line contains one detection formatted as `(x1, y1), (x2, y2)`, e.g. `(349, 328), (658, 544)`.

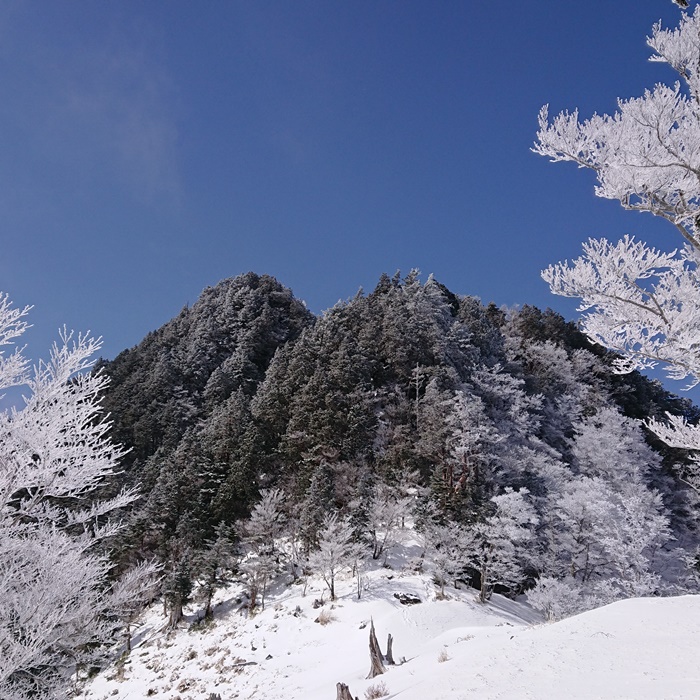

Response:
(367, 618), (386, 679)
(385, 633), (395, 665)
(204, 589), (213, 620)
(479, 563), (489, 603)
(168, 598), (183, 629)
(336, 682), (356, 700)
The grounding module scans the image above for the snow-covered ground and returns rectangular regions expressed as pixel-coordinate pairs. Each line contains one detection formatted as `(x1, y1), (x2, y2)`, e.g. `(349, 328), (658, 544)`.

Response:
(76, 547), (700, 700)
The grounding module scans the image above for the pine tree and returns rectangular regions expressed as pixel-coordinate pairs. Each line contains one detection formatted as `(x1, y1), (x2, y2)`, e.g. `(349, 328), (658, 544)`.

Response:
(194, 523), (238, 619)
(299, 462), (335, 553)
(163, 551), (194, 629)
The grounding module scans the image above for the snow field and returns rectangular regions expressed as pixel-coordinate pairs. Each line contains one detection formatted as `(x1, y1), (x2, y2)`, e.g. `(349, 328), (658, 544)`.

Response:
(76, 541), (700, 700)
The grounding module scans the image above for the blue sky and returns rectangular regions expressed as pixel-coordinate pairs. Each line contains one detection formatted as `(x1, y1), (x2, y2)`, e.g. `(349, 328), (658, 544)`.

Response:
(0, 1), (693, 395)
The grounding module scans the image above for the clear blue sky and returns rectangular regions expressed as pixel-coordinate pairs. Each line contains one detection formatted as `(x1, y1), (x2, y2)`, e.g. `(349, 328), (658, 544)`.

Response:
(0, 1), (692, 393)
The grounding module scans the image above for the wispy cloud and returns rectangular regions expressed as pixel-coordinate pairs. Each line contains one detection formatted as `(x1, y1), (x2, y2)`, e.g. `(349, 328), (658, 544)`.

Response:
(0, 6), (182, 206)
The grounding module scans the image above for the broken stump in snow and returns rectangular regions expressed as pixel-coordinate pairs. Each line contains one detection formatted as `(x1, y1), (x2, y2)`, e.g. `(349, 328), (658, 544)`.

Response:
(385, 633), (395, 665)
(336, 682), (357, 700)
(367, 618), (386, 679)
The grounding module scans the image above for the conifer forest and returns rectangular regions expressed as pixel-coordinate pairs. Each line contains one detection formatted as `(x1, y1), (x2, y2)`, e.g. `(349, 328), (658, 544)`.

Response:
(99, 271), (700, 618)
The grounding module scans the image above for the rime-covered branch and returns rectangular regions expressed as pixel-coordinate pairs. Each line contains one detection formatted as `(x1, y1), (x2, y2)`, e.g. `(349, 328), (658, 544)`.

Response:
(535, 7), (700, 461)
(0, 296), (157, 700)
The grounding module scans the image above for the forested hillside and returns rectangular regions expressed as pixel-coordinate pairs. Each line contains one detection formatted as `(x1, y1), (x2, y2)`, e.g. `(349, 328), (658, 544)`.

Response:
(97, 270), (699, 621)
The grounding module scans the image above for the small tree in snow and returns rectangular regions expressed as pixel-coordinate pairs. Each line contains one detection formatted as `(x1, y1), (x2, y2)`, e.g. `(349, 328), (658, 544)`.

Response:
(365, 482), (412, 562)
(109, 561), (162, 652)
(245, 488), (286, 555)
(351, 545), (368, 600)
(240, 551), (276, 611)
(423, 519), (470, 598)
(194, 523), (238, 619)
(528, 576), (584, 621)
(309, 512), (360, 601)
(238, 488), (288, 610)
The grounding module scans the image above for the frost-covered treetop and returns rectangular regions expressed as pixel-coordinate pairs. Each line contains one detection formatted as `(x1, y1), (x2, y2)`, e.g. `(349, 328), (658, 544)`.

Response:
(534, 6), (700, 251)
(534, 7), (700, 387)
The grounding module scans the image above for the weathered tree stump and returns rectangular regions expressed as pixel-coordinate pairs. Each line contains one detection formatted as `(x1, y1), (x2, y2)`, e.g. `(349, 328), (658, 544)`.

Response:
(385, 633), (395, 665)
(336, 681), (356, 700)
(367, 618), (386, 679)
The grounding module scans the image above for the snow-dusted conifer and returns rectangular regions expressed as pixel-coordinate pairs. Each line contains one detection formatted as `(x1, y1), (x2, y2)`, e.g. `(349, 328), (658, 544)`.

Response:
(240, 490), (287, 611)
(299, 462), (335, 553)
(163, 552), (194, 629)
(195, 522), (238, 619)
(245, 487), (286, 555)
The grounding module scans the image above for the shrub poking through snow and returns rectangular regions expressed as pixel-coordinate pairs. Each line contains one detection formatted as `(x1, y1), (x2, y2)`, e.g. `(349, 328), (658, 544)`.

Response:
(365, 680), (389, 699)
(315, 608), (337, 625)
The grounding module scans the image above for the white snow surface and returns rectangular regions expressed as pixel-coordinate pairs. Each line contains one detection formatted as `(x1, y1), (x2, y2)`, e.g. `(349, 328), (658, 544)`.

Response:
(77, 547), (700, 700)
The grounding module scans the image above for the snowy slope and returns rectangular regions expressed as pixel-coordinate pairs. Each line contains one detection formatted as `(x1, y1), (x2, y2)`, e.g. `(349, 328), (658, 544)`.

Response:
(387, 595), (700, 700)
(76, 561), (700, 700)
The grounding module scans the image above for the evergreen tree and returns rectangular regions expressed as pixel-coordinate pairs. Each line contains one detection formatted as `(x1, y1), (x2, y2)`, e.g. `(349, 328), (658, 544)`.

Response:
(163, 550), (194, 629)
(194, 523), (238, 619)
(299, 462), (336, 553)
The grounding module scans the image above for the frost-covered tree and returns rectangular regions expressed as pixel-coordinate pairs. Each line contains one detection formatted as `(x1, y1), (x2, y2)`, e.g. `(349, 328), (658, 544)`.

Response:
(430, 387), (500, 521)
(464, 488), (539, 603)
(364, 482), (412, 561)
(527, 576), (584, 622)
(573, 410), (671, 591)
(423, 519), (470, 597)
(534, 7), (700, 453)
(237, 488), (287, 611)
(309, 512), (360, 601)
(110, 561), (162, 652)
(239, 551), (276, 610)
(0, 295), (157, 700)
(245, 488), (286, 556)
(541, 407), (672, 605)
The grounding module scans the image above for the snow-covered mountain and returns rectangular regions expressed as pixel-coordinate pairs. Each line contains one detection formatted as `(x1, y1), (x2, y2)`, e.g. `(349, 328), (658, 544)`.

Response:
(76, 539), (700, 700)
